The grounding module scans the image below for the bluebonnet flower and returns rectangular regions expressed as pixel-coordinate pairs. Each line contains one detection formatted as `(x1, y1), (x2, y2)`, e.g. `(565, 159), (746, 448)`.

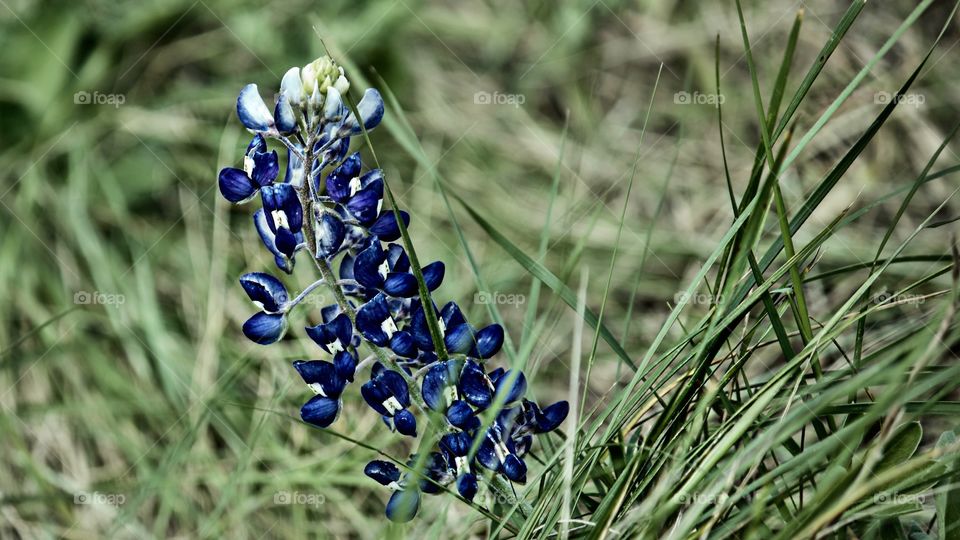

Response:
(218, 135), (279, 204)
(293, 351), (357, 427)
(361, 362), (417, 436)
(239, 272), (290, 344)
(364, 460), (421, 522)
(219, 54), (567, 524)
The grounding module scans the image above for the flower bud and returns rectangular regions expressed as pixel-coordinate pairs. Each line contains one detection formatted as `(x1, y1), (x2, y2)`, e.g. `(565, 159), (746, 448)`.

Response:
(300, 56), (350, 105)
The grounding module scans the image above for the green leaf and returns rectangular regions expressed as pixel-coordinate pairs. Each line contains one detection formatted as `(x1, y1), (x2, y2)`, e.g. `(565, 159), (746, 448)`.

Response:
(877, 423), (923, 472)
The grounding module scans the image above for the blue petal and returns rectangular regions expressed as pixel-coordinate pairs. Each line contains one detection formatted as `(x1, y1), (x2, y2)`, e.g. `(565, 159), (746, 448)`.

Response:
(261, 184), (303, 233)
(389, 331), (418, 358)
(250, 149), (280, 187)
(386, 244), (410, 273)
(274, 228), (299, 259)
(369, 211), (409, 242)
(475, 324), (504, 359)
(334, 350), (358, 382)
(239, 272), (289, 313)
(237, 84), (274, 131)
(218, 168), (258, 203)
(342, 88), (384, 135)
(274, 92), (297, 133)
(422, 262), (445, 291)
(385, 489), (420, 523)
(346, 187), (382, 226)
(353, 243), (387, 290)
(300, 395), (340, 427)
(457, 473), (478, 501)
(305, 312), (351, 354)
(361, 379), (390, 416)
(477, 439), (500, 471)
(422, 361), (457, 411)
(379, 369), (410, 407)
(459, 360), (493, 409)
(536, 401), (569, 432)
(356, 293), (395, 347)
(384, 272), (418, 298)
(364, 460), (401, 486)
(321, 304), (343, 324)
(440, 432), (471, 457)
(444, 323), (476, 354)
(292, 360), (345, 398)
(242, 312), (287, 345)
(339, 253), (356, 281)
(440, 302), (467, 330)
(410, 303), (438, 350)
(394, 409), (417, 437)
(253, 210), (295, 274)
(494, 370), (527, 405)
(315, 212), (346, 259)
(246, 133), (268, 154)
(446, 400), (479, 430)
(502, 455), (527, 484)
(325, 152), (362, 202)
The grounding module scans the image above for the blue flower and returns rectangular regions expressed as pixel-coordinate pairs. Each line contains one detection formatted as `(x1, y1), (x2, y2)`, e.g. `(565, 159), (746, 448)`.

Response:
(361, 362), (416, 436)
(223, 57), (570, 522)
(293, 349), (358, 428)
(314, 210), (347, 259)
(440, 432), (479, 501)
(305, 312), (354, 355)
(236, 84), (276, 133)
(409, 301), (501, 357)
(355, 293), (399, 346)
(218, 135), (279, 203)
(351, 241), (444, 300)
(477, 420), (528, 484)
(254, 209), (303, 274)
(239, 272), (290, 344)
(260, 183), (304, 258)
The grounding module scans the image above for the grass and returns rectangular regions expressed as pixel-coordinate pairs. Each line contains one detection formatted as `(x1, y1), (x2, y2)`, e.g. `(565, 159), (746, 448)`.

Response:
(3, 0), (960, 538)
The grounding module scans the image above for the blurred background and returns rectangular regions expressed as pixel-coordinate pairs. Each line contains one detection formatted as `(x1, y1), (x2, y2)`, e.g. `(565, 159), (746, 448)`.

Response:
(1, 0), (958, 537)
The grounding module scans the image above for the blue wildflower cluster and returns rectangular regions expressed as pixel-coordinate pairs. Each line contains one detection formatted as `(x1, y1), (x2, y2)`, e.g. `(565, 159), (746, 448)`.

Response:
(219, 56), (568, 522)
